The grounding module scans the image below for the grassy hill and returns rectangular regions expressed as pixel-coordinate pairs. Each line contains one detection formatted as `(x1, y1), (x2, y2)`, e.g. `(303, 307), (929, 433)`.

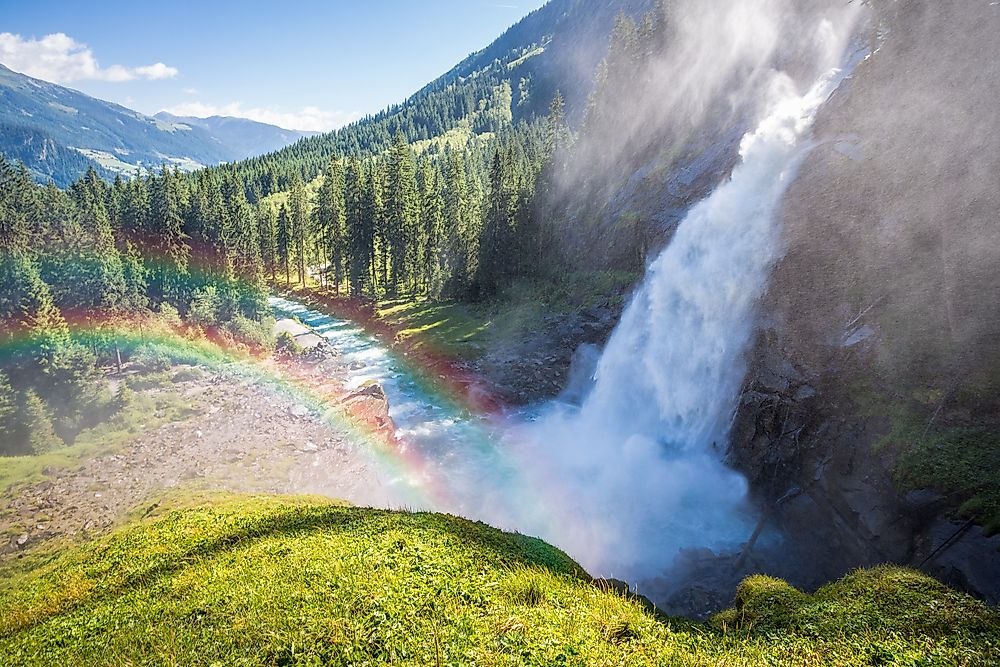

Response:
(1, 495), (997, 665)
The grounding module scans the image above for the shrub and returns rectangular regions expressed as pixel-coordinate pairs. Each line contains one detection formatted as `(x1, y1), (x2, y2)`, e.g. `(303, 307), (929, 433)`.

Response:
(157, 303), (182, 329)
(275, 331), (303, 357)
(188, 286), (221, 328)
(227, 314), (275, 352)
(132, 344), (173, 373)
(23, 390), (64, 455)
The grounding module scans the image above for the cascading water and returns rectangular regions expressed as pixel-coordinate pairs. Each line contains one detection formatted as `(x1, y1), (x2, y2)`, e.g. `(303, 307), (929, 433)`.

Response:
(508, 19), (866, 580)
(272, 3), (866, 597)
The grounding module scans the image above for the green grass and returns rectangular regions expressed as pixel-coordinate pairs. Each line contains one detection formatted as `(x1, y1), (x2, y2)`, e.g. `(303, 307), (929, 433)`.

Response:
(373, 270), (639, 362)
(0, 382), (201, 497)
(1, 495), (997, 666)
(377, 298), (494, 359)
(888, 418), (1000, 535)
(856, 382), (1000, 535)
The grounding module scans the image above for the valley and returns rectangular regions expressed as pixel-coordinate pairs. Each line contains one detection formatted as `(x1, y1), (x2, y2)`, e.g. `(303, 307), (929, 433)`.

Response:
(1, 0), (1000, 663)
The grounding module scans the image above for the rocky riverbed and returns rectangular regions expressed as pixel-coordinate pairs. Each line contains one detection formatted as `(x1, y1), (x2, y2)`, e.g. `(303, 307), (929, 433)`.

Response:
(0, 345), (393, 561)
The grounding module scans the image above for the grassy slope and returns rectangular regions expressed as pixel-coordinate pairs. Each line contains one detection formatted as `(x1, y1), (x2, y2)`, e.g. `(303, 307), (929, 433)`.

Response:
(1, 496), (997, 666)
(280, 269), (637, 363)
(0, 377), (201, 497)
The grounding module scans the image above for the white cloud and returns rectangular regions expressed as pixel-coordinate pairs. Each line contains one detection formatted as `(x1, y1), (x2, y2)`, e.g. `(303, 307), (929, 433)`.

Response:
(132, 62), (179, 80)
(161, 101), (361, 133)
(0, 32), (178, 83)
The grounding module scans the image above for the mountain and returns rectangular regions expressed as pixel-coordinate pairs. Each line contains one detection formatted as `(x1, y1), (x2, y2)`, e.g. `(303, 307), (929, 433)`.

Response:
(0, 63), (309, 186)
(211, 0), (655, 197)
(153, 112), (317, 161)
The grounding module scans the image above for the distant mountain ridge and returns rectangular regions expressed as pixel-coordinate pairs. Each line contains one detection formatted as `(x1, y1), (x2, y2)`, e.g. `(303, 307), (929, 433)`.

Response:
(0, 63), (312, 186)
(153, 112), (318, 161)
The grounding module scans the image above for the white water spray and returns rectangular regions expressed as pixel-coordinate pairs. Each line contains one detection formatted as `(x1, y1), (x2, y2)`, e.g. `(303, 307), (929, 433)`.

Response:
(509, 19), (864, 580)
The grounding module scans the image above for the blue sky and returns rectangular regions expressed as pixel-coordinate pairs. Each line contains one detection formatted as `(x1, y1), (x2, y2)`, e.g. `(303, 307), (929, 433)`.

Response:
(0, 0), (549, 131)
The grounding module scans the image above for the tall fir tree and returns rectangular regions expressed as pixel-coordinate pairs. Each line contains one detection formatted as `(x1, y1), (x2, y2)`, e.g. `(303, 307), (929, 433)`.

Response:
(385, 133), (419, 294)
(419, 161), (445, 296)
(256, 202), (279, 283)
(345, 157), (373, 297)
(316, 156), (347, 293)
(147, 168), (190, 306)
(288, 176), (309, 285)
(277, 203), (292, 285)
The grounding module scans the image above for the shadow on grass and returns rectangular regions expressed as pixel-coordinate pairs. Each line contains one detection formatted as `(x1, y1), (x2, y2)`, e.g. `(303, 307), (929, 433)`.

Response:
(3, 503), (585, 637)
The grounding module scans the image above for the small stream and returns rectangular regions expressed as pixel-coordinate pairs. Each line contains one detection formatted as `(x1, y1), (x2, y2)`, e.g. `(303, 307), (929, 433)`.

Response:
(268, 295), (519, 517)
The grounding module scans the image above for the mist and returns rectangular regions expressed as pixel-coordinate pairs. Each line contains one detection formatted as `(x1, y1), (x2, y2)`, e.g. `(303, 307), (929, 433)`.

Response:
(475, 0), (867, 583)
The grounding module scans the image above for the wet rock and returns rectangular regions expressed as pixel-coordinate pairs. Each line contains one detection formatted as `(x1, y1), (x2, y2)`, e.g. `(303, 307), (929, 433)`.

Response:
(343, 382), (395, 435)
(593, 578), (660, 616)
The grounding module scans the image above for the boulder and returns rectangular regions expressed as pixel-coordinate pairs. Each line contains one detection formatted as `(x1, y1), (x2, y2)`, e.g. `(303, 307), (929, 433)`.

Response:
(343, 382), (395, 436)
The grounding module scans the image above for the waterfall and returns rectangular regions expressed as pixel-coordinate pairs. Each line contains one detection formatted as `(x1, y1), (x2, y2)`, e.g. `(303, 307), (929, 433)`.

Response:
(513, 27), (863, 580)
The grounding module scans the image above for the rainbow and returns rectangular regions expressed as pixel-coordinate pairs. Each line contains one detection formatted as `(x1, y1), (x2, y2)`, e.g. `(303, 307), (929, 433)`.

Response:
(1, 249), (551, 534)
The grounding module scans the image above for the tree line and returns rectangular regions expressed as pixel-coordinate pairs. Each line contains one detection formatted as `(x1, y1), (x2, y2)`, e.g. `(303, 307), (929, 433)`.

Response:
(0, 4), (668, 457)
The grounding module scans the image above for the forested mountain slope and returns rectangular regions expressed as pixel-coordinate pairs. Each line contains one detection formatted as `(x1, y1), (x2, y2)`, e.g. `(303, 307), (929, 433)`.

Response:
(209, 0), (654, 198)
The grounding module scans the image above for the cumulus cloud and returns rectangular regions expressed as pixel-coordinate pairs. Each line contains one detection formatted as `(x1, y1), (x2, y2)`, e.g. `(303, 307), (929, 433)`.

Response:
(0, 32), (178, 83)
(161, 101), (361, 133)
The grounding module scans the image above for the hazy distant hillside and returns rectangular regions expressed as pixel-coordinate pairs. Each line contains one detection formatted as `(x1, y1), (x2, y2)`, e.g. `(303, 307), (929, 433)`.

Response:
(0, 64), (310, 185)
(154, 112), (316, 161)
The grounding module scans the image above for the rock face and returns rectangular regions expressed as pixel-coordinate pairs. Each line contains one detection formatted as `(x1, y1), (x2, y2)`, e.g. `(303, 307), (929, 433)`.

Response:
(475, 301), (623, 405)
(728, 339), (1000, 604)
(343, 382), (395, 436)
(721, 0), (1000, 606)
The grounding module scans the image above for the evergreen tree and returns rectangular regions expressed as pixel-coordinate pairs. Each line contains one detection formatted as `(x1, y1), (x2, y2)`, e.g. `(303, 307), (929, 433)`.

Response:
(257, 202), (279, 283)
(477, 148), (517, 296)
(385, 133), (419, 294)
(222, 175), (265, 317)
(419, 161), (445, 296)
(147, 169), (190, 305)
(345, 157), (373, 297)
(0, 252), (70, 377)
(443, 151), (473, 294)
(288, 176), (309, 285)
(366, 162), (388, 294)
(316, 156), (347, 293)
(0, 159), (33, 255)
(277, 204), (292, 285)
(70, 168), (126, 312)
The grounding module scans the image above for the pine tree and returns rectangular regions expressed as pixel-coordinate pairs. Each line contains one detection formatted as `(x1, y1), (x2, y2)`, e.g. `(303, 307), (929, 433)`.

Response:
(70, 168), (126, 312)
(477, 148), (517, 296)
(222, 175), (265, 317)
(257, 202), (278, 283)
(443, 151), (472, 294)
(277, 204), (292, 285)
(316, 156), (347, 293)
(419, 161), (445, 296)
(0, 158), (39, 256)
(288, 176), (309, 285)
(345, 157), (373, 297)
(366, 162), (388, 294)
(147, 169), (190, 305)
(385, 133), (419, 294)
(121, 241), (148, 314)
(0, 252), (71, 383)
